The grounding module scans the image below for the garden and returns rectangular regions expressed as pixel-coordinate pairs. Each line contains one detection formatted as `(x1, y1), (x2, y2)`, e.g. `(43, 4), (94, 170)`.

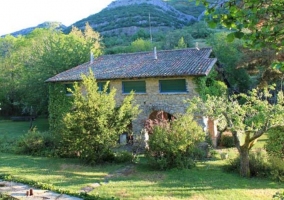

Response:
(0, 74), (283, 200)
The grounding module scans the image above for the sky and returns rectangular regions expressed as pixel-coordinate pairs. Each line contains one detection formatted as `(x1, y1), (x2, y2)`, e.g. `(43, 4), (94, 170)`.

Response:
(0, 0), (114, 36)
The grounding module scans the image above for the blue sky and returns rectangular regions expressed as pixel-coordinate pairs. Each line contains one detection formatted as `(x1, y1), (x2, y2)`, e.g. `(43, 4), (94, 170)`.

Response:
(0, 0), (114, 35)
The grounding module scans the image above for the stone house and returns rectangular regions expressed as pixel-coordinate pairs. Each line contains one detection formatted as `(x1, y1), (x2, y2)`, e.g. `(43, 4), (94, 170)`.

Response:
(46, 47), (218, 144)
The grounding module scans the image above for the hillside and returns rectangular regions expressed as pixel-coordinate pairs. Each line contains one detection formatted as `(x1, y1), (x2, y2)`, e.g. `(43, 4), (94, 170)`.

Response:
(65, 0), (198, 36)
(2, 22), (66, 37)
(1, 0), (208, 38)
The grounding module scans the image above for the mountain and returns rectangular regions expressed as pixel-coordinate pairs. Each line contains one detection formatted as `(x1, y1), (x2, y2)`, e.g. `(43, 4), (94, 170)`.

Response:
(2, 0), (208, 38)
(2, 22), (66, 37)
(65, 0), (199, 36)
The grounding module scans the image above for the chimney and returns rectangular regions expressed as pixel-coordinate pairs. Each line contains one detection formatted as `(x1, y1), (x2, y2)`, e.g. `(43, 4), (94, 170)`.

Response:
(154, 47), (157, 60)
(90, 51), (94, 64)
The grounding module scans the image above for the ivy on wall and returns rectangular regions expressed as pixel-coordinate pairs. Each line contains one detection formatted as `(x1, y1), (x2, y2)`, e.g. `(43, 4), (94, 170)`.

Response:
(48, 83), (73, 134)
(194, 69), (227, 99)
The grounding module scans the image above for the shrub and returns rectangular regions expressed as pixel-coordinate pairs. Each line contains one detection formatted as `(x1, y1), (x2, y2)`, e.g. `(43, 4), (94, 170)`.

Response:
(266, 126), (284, 159)
(0, 135), (18, 153)
(273, 191), (284, 200)
(60, 71), (140, 164)
(113, 151), (134, 163)
(220, 131), (235, 148)
(223, 150), (270, 178)
(15, 130), (56, 156)
(145, 113), (204, 170)
(269, 156), (284, 182)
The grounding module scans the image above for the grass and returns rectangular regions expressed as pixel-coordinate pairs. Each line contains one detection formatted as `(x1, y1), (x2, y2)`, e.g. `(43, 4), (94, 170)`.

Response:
(0, 119), (283, 200)
(0, 117), (49, 136)
(0, 153), (282, 200)
(0, 117), (49, 153)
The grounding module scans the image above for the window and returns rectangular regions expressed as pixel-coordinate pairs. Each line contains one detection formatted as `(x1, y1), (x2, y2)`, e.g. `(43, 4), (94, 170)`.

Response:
(122, 81), (146, 93)
(159, 79), (187, 93)
(97, 81), (110, 93)
(65, 84), (74, 95)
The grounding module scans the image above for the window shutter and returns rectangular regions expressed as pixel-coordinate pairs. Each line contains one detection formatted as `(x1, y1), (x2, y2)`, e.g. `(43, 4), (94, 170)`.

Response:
(159, 79), (186, 92)
(123, 81), (146, 93)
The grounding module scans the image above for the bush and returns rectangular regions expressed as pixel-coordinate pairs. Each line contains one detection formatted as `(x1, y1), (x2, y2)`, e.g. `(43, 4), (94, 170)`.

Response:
(145, 113), (205, 170)
(220, 131), (235, 148)
(15, 129), (56, 156)
(266, 126), (284, 159)
(223, 150), (270, 178)
(113, 151), (134, 163)
(269, 156), (284, 182)
(60, 71), (140, 164)
(0, 135), (18, 153)
(273, 191), (284, 200)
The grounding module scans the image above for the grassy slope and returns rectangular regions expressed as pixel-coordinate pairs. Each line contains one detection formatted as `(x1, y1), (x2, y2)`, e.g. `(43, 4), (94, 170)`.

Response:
(0, 119), (282, 199)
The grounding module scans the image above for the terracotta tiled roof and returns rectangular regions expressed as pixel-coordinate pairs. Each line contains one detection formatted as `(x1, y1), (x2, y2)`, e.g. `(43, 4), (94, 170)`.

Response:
(46, 48), (217, 82)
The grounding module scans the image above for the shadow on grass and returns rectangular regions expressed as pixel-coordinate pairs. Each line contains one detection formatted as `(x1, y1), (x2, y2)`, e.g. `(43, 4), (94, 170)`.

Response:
(0, 153), (283, 199)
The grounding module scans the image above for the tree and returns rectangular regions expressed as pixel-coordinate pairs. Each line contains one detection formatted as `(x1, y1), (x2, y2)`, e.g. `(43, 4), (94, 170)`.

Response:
(129, 38), (152, 52)
(20, 24), (103, 115)
(61, 71), (140, 164)
(198, 0), (284, 69)
(187, 87), (284, 177)
(0, 35), (27, 115)
(208, 33), (252, 93)
(163, 29), (194, 50)
(175, 37), (187, 49)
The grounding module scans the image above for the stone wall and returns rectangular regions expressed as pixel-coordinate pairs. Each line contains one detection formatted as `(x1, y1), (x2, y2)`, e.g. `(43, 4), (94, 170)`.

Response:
(110, 77), (198, 134)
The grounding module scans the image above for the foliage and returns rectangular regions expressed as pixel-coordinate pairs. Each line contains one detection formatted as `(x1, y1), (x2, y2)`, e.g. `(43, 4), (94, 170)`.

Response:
(199, 0), (284, 70)
(145, 113), (205, 170)
(220, 132), (234, 148)
(194, 68), (227, 100)
(207, 32), (252, 93)
(129, 38), (153, 52)
(60, 71), (140, 164)
(223, 150), (271, 178)
(163, 28), (194, 50)
(175, 37), (187, 49)
(273, 191), (284, 200)
(224, 151), (284, 182)
(0, 24), (103, 116)
(187, 86), (284, 177)
(186, 21), (214, 39)
(113, 151), (134, 163)
(14, 130), (56, 157)
(269, 156), (284, 182)
(265, 126), (284, 159)
(198, 0), (284, 51)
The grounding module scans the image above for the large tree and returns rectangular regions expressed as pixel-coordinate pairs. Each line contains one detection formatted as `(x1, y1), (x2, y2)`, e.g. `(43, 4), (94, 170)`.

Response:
(187, 87), (284, 177)
(0, 24), (104, 116)
(198, 0), (284, 73)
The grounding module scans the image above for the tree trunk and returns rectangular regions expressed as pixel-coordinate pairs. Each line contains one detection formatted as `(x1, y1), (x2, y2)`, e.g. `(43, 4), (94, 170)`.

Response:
(239, 147), (250, 177)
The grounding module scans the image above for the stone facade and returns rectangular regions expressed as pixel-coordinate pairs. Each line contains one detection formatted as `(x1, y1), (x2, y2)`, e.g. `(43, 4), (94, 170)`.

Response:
(109, 76), (198, 134)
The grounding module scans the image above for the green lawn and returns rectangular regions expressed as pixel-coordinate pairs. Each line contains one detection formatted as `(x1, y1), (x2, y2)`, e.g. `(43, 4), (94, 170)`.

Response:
(0, 119), (283, 200)
(0, 153), (282, 200)
(0, 117), (49, 136)
(0, 117), (49, 153)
